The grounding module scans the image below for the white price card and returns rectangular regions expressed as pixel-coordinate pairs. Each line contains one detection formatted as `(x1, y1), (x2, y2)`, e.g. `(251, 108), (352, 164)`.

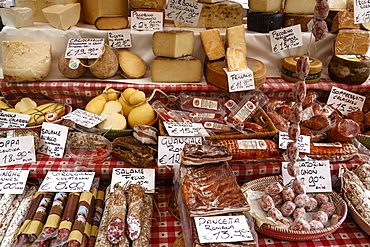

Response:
(0, 111), (30, 128)
(108, 30), (132, 48)
(38, 122), (68, 158)
(233, 0), (248, 9)
(164, 122), (209, 137)
(194, 215), (254, 244)
(282, 160), (332, 193)
(65, 38), (105, 59)
(166, 0), (202, 26)
(327, 86), (366, 116)
(225, 68), (255, 92)
(157, 136), (202, 166)
(111, 168), (155, 193)
(354, 0), (370, 24)
(270, 25), (303, 53)
(0, 136), (35, 166)
(62, 109), (106, 128)
(0, 170), (29, 194)
(131, 10), (163, 31)
(39, 171), (95, 192)
(278, 132), (310, 153)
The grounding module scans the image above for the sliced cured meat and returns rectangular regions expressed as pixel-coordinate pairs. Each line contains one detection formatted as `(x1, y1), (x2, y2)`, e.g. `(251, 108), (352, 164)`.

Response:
(181, 144), (232, 165)
(327, 118), (360, 142)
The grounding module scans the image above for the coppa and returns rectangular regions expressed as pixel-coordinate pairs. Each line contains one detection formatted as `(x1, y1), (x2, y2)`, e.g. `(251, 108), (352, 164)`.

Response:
(0, 138), (19, 148)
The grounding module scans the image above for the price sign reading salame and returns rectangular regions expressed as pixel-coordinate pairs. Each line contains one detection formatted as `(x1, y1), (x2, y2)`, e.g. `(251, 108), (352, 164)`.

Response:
(38, 122), (69, 158)
(65, 38), (105, 59)
(270, 25), (303, 53)
(111, 168), (155, 193)
(39, 171), (95, 192)
(0, 136), (35, 166)
(166, 0), (202, 26)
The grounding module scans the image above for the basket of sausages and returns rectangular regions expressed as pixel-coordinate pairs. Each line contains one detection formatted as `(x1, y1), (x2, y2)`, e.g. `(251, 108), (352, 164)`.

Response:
(241, 175), (347, 241)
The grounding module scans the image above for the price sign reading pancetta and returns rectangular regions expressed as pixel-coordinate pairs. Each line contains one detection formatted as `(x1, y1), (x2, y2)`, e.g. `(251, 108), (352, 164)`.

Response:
(278, 132), (310, 153)
(131, 10), (163, 31)
(39, 171), (95, 192)
(62, 109), (106, 128)
(0, 136), (35, 166)
(194, 215), (254, 243)
(157, 136), (202, 166)
(108, 30), (132, 48)
(111, 168), (155, 193)
(327, 86), (366, 116)
(65, 38), (105, 59)
(225, 68), (255, 92)
(0, 111), (30, 128)
(354, 0), (370, 24)
(38, 122), (69, 158)
(0, 170), (29, 194)
(270, 25), (303, 53)
(282, 160), (332, 193)
(164, 122), (209, 137)
(166, 0), (202, 26)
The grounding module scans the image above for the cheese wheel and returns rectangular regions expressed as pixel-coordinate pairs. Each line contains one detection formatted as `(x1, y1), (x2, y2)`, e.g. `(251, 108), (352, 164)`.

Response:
(95, 16), (129, 30)
(328, 55), (370, 85)
(205, 57), (266, 89)
(118, 49), (147, 79)
(281, 56), (322, 84)
(247, 11), (284, 33)
(283, 13), (314, 32)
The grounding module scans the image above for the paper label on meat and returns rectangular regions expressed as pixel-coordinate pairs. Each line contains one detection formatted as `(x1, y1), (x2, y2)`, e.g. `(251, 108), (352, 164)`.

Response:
(312, 142), (342, 148)
(203, 122), (231, 131)
(192, 98), (219, 111)
(237, 139), (268, 150)
(233, 100), (256, 122)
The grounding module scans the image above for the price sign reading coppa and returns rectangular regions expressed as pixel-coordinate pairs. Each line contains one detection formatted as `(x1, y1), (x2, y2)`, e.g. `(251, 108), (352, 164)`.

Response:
(65, 38), (105, 59)
(270, 25), (303, 53)
(39, 171), (95, 192)
(111, 168), (155, 193)
(166, 0), (202, 26)
(0, 170), (29, 194)
(194, 215), (254, 244)
(0, 136), (35, 166)
(327, 86), (366, 116)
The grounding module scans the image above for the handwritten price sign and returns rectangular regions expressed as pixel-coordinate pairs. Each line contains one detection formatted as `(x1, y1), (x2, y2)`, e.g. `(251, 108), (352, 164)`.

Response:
(354, 1), (370, 23)
(225, 68), (255, 92)
(39, 171), (95, 192)
(65, 38), (104, 59)
(270, 25), (303, 53)
(131, 10), (163, 31)
(111, 168), (155, 193)
(166, 0), (202, 26)
(0, 170), (29, 194)
(108, 30), (132, 48)
(62, 109), (106, 129)
(327, 86), (365, 116)
(0, 111), (30, 128)
(0, 136), (35, 166)
(164, 122), (209, 137)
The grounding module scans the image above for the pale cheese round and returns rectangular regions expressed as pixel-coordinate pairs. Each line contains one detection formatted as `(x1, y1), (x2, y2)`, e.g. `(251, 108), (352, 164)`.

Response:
(281, 56), (322, 84)
(118, 49), (146, 79)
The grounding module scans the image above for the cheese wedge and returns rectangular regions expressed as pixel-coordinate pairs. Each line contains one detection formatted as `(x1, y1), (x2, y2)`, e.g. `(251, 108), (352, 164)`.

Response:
(200, 28), (225, 61)
(0, 7), (33, 28)
(226, 47), (247, 72)
(249, 0), (282, 12)
(284, 0), (316, 14)
(42, 3), (80, 30)
(226, 25), (247, 55)
(335, 29), (370, 55)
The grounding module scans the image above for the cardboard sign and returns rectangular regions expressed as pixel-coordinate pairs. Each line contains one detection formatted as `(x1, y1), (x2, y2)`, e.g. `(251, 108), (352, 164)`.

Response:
(111, 168), (155, 193)
(225, 68), (255, 92)
(39, 171), (95, 192)
(0, 111), (30, 128)
(354, 1), (370, 24)
(158, 136), (202, 166)
(278, 132), (310, 153)
(38, 122), (69, 158)
(166, 0), (202, 26)
(0, 136), (35, 166)
(65, 38), (105, 59)
(0, 170), (29, 194)
(270, 25), (303, 53)
(62, 109), (106, 129)
(327, 86), (366, 115)
(131, 10), (163, 31)
(282, 160), (332, 193)
(194, 215), (254, 244)
(108, 30), (132, 48)
(164, 122), (209, 137)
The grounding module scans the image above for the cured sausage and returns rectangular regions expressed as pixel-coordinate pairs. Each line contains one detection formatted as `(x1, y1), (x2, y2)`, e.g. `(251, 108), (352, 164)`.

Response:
(126, 184), (146, 241)
(295, 55), (310, 80)
(301, 114), (331, 131)
(95, 186), (113, 246)
(107, 185), (127, 244)
(303, 142), (358, 162)
(132, 194), (153, 247)
(292, 80), (307, 103)
(327, 118), (360, 142)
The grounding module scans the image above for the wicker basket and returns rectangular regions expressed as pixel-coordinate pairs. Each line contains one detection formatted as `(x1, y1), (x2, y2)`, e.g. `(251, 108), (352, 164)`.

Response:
(356, 134), (370, 149)
(343, 193), (370, 236)
(241, 175), (348, 241)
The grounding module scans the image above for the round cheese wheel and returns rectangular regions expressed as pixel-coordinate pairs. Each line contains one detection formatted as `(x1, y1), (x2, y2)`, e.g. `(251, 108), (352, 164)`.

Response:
(328, 54), (370, 85)
(281, 56), (322, 84)
(283, 13), (314, 32)
(205, 57), (266, 89)
(247, 11), (284, 33)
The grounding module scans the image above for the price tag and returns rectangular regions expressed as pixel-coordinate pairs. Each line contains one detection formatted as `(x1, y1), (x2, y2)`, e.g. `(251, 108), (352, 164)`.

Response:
(278, 132), (310, 153)
(354, 1), (370, 24)
(233, 0), (248, 9)
(225, 68), (255, 92)
(166, 0), (202, 26)
(0, 170), (29, 194)
(327, 86), (366, 116)
(131, 10), (163, 31)
(270, 25), (303, 53)
(164, 122), (209, 137)
(39, 171), (95, 192)
(282, 160), (332, 193)
(38, 122), (68, 158)
(194, 215), (254, 244)
(157, 136), (202, 166)
(108, 30), (132, 48)
(0, 136), (35, 166)
(65, 38), (105, 59)
(62, 109), (106, 128)
(111, 168), (155, 193)
(0, 111), (30, 128)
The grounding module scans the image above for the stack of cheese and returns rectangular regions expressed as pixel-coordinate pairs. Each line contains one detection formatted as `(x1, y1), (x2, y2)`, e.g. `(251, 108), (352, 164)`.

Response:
(174, 0), (243, 28)
(247, 0), (283, 33)
(150, 30), (202, 83)
(328, 9), (370, 85)
(202, 26), (266, 89)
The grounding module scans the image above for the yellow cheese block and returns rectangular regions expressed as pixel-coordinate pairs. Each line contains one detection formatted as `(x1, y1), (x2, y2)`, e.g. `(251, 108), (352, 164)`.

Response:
(42, 3), (80, 30)
(249, 0), (282, 12)
(226, 25), (247, 55)
(281, 56), (322, 84)
(150, 55), (202, 83)
(331, 10), (360, 32)
(284, 0), (316, 14)
(200, 28), (225, 61)
(0, 7), (34, 28)
(335, 29), (370, 56)
(81, 0), (128, 24)
(118, 49), (147, 79)
(205, 57), (266, 89)
(328, 0), (347, 10)
(329, 55), (370, 85)
(152, 30), (194, 58)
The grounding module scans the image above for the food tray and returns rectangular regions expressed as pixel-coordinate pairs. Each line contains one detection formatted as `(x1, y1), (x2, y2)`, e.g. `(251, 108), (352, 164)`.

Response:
(343, 193), (370, 236)
(241, 175), (348, 242)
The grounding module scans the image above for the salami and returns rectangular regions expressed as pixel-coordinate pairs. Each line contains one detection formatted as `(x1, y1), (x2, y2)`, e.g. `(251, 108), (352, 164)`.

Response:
(327, 119), (360, 142)
(126, 184), (146, 241)
(107, 185), (128, 244)
(95, 186), (113, 246)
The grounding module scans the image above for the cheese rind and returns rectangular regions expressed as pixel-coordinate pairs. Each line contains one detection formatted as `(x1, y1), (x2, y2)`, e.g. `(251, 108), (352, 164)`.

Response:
(81, 0), (128, 24)
(129, 0), (166, 9)
(42, 3), (80, 30)
(200, 29), (225, 61)
(283, 13), (314, 32)
(118, 49), (147, 79)
(331, 10), (360, 32)
(335, 29), (370, 56)
(328, 55), (370, 85)
(226, 25), (246, 55)
(248, 0), (282, 12)
(15, 0), (78, 22)
(152, 30), (194, 58)
(2, 41), (51, 82)
(284, 0), (316, 14)
(150, 56), (202, 83)
(0, 7), (34, 28)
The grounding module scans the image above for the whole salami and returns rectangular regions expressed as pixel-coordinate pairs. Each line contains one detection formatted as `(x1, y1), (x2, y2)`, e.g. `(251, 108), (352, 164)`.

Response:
(126, 184), (146, 241)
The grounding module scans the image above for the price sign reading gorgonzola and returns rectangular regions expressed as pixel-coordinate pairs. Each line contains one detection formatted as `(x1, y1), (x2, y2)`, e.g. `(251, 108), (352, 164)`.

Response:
(39, 171), (95, 192)
(270, 25), (303, 53)
(65, 38), (105, 59)
(327, 86), (366, 116)
(166, 0), (202, 26)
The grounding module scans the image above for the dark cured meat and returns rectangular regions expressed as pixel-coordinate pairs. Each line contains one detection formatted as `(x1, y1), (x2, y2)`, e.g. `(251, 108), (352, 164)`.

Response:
(301, 114), (331, 131)
(327, 119), (360, 142)
(181, 144), (232, 165)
